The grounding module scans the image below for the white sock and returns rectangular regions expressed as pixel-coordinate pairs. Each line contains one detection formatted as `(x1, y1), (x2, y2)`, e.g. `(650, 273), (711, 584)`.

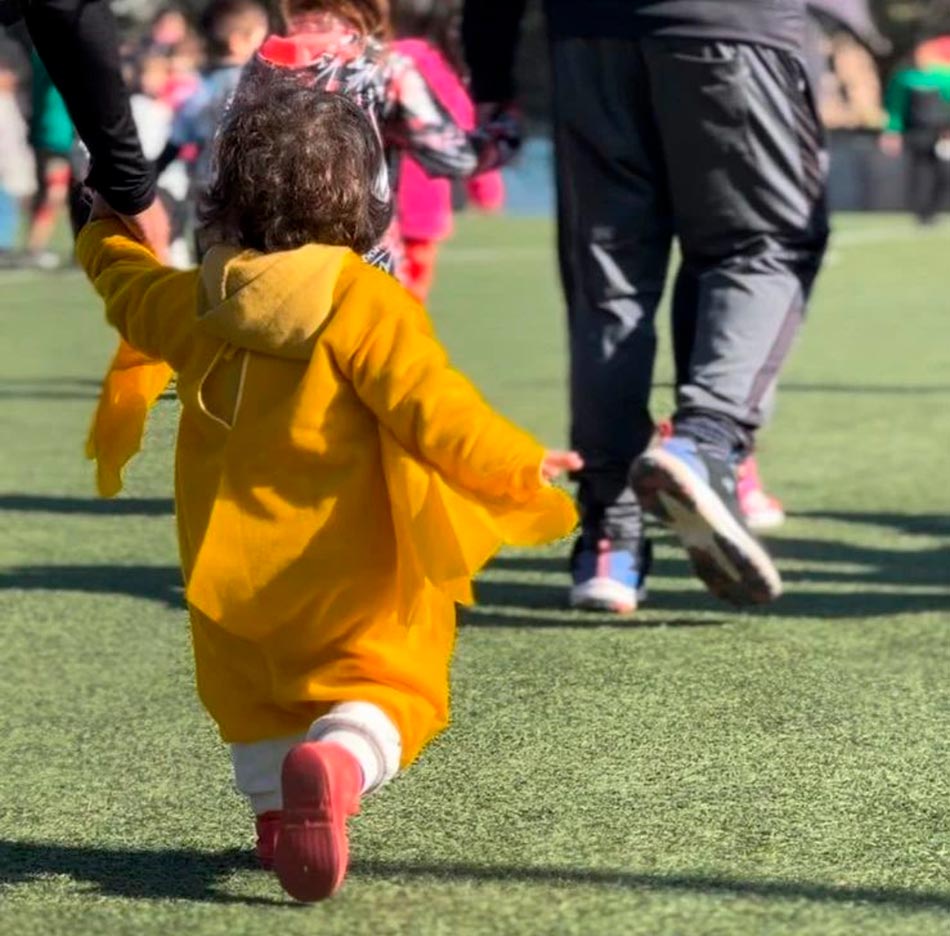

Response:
(307, 701), (402, 795)
(230, 733), (305, 814)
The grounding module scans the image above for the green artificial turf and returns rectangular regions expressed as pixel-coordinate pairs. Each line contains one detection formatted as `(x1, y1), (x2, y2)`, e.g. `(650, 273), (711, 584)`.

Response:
(1, 214), (949, 935)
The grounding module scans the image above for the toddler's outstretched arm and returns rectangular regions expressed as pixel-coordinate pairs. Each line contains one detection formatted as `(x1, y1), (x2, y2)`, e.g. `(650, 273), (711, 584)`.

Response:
(335, 272), (574, 503)
(76, 207), (198, 370)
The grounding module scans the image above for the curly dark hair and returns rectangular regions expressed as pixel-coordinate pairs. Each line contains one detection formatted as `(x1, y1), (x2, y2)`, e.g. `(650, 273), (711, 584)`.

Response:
(199, 85), (392, 254)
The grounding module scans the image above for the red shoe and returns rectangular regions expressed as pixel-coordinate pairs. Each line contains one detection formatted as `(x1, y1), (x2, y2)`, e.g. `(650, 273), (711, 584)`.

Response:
(737, 455), (786, 532)
(274, 742), (363, 902)
(255, 810), (281, 870)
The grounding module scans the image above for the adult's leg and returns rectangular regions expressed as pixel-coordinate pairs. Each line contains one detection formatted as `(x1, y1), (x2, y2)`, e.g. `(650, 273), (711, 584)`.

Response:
(671, 265), (699, 388)
(402, 237), (439, 302)
(27, 149), (71, 258)
(908, 145), (938, 224)
(648, 39), (829, 460)
(0, 188), (18, 252)
(551, 38), (673, 550)
(938, 149), (950, 219)
(631, 40), (827, 606)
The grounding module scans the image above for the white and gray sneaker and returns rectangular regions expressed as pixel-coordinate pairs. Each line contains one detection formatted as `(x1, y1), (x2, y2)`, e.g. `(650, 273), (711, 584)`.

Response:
(630, 437), (782, 607)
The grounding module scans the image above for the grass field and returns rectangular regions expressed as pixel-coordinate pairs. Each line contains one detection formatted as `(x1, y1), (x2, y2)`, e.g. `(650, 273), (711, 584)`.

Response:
(1, 214), (949, 935)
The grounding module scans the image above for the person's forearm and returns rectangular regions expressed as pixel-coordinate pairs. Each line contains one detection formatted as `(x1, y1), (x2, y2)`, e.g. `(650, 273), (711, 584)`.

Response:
(25, 0), (155, 214)
(155, 141), (182, 177)
(462, 0), (529, 103)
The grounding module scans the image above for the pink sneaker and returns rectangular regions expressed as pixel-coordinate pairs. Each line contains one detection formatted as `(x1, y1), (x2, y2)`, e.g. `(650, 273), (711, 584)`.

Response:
(274, 742), (363, 902)
(737, 455), (786, 532)
(255, 810), (281, 870)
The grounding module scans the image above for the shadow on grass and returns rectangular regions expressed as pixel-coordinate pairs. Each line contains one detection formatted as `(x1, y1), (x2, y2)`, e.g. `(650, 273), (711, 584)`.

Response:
(1, 513), (945, 622)
(0, 377), (103, 386)
(653, 381), (950, 397)
(353, 858), (950, 912)
(0, 377), (177, 403)
(0, 377), (103, 402)
(466, 581), (950, 624)
(0, 494), (174, 516)
(4, 840), (948, 913)
(461, 603), (726, 630)
(0, 840), (285, 906)
(790, 511), (950, 538)
(476, 510), (950, 622)
(0, 564), (183, 609)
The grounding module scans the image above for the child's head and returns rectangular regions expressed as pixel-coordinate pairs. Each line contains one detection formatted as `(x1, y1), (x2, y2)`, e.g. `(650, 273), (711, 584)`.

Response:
(201, 86), (391, 254)
(280, 0), (390, 38)
(135, 52), (170, 98)
(150, 7), (190, 48)
(169, 33), (204, 75)
(391, 0), (461, 69)
(201, 0), (270, 64)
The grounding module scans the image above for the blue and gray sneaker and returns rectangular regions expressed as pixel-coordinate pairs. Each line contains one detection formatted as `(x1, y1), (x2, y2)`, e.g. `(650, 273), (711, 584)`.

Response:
(630, 436), (782, 607)
(569, 538), (652, 614)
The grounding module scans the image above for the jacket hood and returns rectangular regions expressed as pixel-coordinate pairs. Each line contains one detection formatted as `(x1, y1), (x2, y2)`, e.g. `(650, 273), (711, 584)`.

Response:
(197, 243), (350, 361)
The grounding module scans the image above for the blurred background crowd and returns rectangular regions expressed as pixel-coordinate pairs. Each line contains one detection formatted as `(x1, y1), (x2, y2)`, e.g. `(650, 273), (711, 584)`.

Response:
(1, 0), (949, 270)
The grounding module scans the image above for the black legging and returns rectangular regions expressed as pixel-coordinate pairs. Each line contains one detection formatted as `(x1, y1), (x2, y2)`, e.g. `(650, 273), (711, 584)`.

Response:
(907, 140), (950, 224)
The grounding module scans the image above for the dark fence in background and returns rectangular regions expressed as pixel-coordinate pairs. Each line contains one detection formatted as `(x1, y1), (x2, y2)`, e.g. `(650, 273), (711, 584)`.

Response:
(499, 132), (949, 216)
(826, 130), (950, 211)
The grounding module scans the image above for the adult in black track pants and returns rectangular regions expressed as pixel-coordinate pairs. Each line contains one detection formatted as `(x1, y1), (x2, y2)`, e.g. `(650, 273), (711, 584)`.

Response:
(0, 0), (168, 252)
(463, 0), (829, 613)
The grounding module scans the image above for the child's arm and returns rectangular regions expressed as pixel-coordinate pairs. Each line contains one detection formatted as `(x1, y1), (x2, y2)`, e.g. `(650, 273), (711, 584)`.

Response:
(386, 58), (478, 180)
(76, 210), (198, 369)
(333, 268), (577, 502)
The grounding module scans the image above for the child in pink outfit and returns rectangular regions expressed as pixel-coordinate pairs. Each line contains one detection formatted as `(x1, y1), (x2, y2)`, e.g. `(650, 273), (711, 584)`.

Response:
(392, 4), (505, 301)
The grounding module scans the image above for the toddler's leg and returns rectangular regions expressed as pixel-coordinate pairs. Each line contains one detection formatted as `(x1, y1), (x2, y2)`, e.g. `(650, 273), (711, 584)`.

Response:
(402, 238), (439, 303)
(307, 701), (402, 793)
(231, 734), (305, 813)
(231, 733), (304, 869)
(275, 702), (402, 902)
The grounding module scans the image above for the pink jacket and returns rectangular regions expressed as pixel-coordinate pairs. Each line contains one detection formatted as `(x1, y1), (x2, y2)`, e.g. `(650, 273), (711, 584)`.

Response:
(393, 39), (504, 243)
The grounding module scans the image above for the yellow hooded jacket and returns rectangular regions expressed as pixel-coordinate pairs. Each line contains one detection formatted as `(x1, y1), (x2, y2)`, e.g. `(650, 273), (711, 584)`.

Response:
(77, 221), (577, 760)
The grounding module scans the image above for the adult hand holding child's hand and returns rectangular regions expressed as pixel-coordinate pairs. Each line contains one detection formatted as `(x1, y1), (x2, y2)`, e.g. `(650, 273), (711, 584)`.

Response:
(541, 451), (584, 482)
(117, 199), (171, 260)
(89, 193), (170, 260)
(89, 193), (118, 222)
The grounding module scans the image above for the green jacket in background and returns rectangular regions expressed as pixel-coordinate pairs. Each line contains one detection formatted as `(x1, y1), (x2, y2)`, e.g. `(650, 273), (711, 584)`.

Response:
(29, 50), (74, 154)
(885, 67), (950, 134)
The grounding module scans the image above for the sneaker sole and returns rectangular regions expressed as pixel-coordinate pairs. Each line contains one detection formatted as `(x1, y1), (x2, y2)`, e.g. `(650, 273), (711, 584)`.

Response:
(569, 577), (640, 614)
(274, 744), (348, 903)
(631, 450), (782, 607)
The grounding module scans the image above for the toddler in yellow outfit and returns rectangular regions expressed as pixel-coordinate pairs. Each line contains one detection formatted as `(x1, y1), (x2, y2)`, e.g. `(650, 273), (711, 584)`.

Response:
(76, 86), (579, 903)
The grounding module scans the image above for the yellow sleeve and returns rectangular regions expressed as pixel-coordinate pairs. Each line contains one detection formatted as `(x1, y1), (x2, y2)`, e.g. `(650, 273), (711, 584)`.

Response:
(330, 261), (547, 503)
(76, 220), (198, 371)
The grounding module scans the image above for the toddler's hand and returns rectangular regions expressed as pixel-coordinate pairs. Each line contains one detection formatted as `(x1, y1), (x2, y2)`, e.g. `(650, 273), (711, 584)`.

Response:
(541, 450), (583, 482)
